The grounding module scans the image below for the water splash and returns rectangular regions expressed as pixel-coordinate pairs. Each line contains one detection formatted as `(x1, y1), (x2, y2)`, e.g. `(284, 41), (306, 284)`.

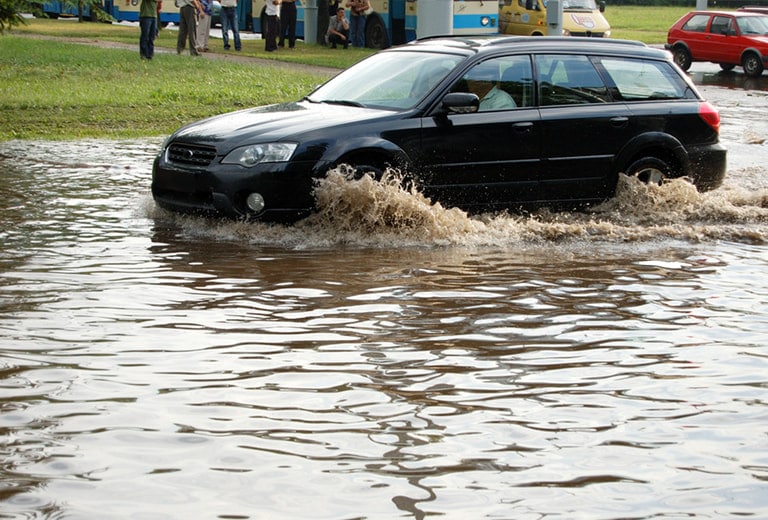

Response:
(152, 166), (768, 248)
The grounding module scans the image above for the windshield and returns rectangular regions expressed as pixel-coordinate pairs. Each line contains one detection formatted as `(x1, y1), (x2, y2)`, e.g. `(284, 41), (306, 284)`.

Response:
(737, 15), (768, 35)
(558, 0), (598, 9)
(307, 51), (465, 110)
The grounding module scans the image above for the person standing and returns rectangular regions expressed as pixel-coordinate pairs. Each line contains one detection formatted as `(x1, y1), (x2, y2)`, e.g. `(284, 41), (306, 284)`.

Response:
(278, 0), (297, 49)
(139, 0), (159, 59)
(177, 0), (204, 56)
(264, 0), (280, 52)
(220, 0), (241, 51)
(345, 0), (369, 48)
(326, 7), (349, 49)
(196, 0), (213, 52)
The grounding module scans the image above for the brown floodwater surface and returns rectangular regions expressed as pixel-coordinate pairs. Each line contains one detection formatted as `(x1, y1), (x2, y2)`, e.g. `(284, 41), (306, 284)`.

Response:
(1, 81), (767, 519)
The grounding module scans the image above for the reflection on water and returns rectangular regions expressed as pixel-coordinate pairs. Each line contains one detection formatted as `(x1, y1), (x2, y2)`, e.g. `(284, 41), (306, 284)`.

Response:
(688, 68), (768, 92)
(1, 133), (768, 519)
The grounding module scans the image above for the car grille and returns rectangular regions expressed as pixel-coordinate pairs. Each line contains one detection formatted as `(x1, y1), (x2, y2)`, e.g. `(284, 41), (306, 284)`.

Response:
(167, 143), (217, 168)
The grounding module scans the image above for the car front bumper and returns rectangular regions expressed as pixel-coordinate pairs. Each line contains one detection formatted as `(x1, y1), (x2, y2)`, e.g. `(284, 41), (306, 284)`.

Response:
(151, 154), (322, 223)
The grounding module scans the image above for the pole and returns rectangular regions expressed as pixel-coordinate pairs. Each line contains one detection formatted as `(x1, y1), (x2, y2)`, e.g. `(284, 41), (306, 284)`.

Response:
(304, 0), (318, 45)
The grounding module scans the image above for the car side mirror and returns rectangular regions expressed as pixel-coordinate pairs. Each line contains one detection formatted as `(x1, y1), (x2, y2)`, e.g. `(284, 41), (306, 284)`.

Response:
(599, 1), (605, 12)
(441, 92), (480, 114)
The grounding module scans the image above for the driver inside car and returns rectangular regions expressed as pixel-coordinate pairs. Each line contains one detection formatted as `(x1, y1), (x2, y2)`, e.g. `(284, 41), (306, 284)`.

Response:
(459, 61), (518, 111)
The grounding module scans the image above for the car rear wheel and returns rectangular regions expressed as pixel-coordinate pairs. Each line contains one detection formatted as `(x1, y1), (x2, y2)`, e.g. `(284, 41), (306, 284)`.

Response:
(719, 63), (736, 71)
(626, 156), (674, 185)
(672, 46), (692, 71)
(742, 52), (764, 78)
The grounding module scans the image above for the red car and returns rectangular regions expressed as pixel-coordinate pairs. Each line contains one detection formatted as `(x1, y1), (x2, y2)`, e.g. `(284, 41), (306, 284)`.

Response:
(666, 10), (768, 77)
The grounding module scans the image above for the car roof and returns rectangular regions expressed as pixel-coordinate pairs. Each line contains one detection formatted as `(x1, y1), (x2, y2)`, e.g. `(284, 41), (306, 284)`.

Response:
(394, 35), (668, 60)
(685, 9), (768, 17)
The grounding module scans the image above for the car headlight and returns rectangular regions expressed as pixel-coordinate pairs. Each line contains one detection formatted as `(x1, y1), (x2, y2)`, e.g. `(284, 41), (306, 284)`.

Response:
(222, 143), (297, 167)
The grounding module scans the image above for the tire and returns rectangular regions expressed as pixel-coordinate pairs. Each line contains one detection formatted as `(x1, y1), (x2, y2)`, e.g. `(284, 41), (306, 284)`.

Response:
(719, 63), (736, 71)
(672, 46), (692, 71)
(742, 52), (764, 78)
(626, 156), (674, 185)
(351, 163), (385, 181)
(365, 16), (389, 49)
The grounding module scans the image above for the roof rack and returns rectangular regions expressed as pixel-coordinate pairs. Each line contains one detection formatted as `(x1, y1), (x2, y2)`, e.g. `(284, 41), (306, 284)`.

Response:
(412, 34), (647, 48)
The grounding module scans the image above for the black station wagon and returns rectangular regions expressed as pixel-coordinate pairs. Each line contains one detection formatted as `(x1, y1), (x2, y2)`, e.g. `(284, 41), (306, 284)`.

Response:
(152, 36), (727, 222)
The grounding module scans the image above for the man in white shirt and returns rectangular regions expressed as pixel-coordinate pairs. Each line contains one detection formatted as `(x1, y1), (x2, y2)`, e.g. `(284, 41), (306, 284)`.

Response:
(264, 0), (280, 52)
(464, 61), (517, 111)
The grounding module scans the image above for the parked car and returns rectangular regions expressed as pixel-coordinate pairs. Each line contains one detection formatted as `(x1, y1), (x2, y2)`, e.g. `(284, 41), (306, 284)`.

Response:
(500, 0), (611, 38)
(739, 5), (768, 15)
(152, 36), (726, 223)
(666, 10), (768, 77)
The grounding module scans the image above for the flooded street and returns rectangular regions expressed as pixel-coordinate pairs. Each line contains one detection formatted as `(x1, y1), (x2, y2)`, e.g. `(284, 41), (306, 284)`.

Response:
(1, 70), (768, 519)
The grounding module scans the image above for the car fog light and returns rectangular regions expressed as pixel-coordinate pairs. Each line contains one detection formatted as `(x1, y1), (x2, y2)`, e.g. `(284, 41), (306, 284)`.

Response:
(246, 193), (265, 213)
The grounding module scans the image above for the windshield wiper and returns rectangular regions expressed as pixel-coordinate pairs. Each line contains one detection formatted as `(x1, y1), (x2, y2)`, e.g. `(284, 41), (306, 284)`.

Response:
(321, 99), (366, 108)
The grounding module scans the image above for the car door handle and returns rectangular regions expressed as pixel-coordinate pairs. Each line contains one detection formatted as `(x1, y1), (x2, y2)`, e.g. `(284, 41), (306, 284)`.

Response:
(512, 122), (534, 133)
(610, 116), (629, 127)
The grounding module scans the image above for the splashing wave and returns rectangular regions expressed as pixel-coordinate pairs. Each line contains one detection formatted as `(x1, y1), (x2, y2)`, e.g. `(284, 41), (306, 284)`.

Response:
(151, 166), (768, 248)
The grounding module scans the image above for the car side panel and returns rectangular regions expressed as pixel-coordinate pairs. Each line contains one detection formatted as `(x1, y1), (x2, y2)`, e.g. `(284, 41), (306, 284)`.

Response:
(417, 107), (542, 209)
(705, 15), (741, 64)
(675, 14), (713, 61)
(539, 103), (633, 202)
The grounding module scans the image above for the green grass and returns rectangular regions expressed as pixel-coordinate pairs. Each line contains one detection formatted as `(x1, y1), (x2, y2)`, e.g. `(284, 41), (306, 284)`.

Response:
(11, 18), (373, 69)
(0, 35), (331, 140)
(606, 5), (695, 43)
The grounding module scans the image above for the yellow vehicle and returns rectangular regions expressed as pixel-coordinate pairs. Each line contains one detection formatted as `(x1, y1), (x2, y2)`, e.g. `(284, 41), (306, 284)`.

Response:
(499, 0), (610, 37)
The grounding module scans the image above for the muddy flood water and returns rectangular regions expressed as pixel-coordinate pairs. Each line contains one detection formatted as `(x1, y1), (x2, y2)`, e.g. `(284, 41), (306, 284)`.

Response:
(1, 74), (768, 519)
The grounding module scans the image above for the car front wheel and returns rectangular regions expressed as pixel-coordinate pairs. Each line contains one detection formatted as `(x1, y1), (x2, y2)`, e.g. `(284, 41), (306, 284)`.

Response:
(626, 156), (674, 185)
(719, 63), (736, 71)
(672, 46), (692, 71)
(742, 52), (764, 78)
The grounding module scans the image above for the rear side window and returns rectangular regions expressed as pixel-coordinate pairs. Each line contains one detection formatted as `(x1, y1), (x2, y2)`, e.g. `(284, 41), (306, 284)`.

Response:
(536, 54), (611, 105)
(597, 57), (693, 101)
(681, 14), (710, 32)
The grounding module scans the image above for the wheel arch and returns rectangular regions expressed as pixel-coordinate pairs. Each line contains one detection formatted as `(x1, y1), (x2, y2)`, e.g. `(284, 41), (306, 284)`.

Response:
(614, 132), (689, 179)
(315, 137), (413, 177)
(669, 40), (691, 53)
(740, 47), (764, 61)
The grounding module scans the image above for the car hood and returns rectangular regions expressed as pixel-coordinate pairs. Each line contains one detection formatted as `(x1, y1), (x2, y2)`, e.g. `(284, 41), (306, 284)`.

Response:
(170, 101), (401, 150)
(745, 35), (768, 45)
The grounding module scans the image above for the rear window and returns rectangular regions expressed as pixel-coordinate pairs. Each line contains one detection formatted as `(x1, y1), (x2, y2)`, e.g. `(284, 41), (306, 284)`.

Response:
(597, 57), (693, 101)
(681, 14), (710, 32)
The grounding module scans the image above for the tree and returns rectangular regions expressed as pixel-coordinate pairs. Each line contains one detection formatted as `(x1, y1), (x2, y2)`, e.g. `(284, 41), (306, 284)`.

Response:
(0, 0), (31, 33)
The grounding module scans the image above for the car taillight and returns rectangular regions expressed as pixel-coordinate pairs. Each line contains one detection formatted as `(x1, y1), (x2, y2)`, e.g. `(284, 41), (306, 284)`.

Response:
(699, 101), (721, 134)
